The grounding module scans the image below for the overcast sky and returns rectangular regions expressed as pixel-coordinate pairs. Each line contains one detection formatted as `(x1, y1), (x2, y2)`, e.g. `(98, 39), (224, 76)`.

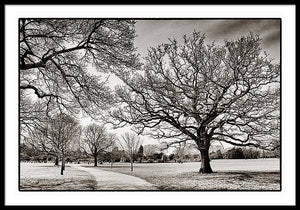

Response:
(135, 19), (280, 63)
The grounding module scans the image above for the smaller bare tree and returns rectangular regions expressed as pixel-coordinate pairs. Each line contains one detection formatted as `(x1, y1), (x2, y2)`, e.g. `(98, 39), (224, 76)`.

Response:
(174, 142), (188, 164)
(26, 113), (80, 175)
(50, 114), (80, 175)
(24, 126), (60, 165)
(119, 132), (141, 172)
(80, 123), (114, 166)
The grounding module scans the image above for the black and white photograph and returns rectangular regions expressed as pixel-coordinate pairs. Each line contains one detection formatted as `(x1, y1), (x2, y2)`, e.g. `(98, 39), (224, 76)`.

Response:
(19, 18), (281, 191)
(4, 4), (296, 206)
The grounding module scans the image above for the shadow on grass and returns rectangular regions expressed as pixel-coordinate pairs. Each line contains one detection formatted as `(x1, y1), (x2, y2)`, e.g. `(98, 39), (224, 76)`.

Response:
(140, 171), (280, 191)
(20, 178), (97, 190)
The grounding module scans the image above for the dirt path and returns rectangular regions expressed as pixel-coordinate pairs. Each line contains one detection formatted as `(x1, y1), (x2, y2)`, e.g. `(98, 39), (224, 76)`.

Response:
(71, 164), (157, 190)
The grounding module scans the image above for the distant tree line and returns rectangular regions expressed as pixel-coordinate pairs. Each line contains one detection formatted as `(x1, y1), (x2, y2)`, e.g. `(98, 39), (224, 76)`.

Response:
(209, 147), (280, 159)
(21, 140), (280, 167)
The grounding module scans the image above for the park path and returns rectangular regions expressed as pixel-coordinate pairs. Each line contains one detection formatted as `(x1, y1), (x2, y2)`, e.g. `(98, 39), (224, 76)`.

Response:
(71, 164), (158, 190)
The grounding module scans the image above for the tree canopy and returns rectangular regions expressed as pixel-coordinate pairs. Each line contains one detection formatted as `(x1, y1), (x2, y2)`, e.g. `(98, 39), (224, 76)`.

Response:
(20, 19), (140, 124)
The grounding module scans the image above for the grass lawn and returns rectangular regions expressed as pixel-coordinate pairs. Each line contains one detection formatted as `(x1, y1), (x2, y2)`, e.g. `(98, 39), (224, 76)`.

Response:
(20, 163), (97, 190)
(97, 159), (280, 190)
(20, 159), (280, 191)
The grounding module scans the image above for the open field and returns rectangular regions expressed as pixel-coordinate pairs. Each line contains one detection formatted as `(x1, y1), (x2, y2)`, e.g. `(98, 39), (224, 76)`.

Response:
(20, 158), (280, 190)
(20, 163), (97, 190)
(94, 158), (280, 190)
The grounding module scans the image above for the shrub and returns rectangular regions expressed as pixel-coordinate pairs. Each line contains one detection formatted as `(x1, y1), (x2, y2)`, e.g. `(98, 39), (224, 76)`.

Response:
(225, 148), (245, 159)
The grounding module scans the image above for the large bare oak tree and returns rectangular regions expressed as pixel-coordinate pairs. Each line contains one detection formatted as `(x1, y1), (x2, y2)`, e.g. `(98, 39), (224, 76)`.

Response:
(111, 32), (280, 173)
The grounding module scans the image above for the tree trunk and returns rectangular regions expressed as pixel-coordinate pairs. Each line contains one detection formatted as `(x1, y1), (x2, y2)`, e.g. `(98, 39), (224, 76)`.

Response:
(55, 156), (59, 166)
(62, 158), (65, 171)
(130, 157), (133, 172)
(94, 155), (98, 167)
(199, 149), (213, 173)
(60, 156), (64, 175)
(110, 156), (113, 169)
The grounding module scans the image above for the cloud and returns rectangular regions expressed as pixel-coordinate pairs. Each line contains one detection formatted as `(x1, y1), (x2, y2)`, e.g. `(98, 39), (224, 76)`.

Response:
(261, 29), (280, 48)
(135, 19), (280, 61)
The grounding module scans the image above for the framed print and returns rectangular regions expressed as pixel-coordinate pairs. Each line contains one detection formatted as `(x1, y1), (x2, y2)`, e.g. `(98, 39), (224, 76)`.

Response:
(4, 4), (296, 206)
